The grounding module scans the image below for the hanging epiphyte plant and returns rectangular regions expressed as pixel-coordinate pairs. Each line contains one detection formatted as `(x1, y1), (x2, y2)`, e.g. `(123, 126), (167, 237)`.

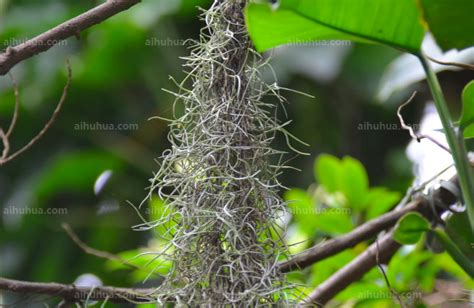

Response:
(138, 0), (300, 306)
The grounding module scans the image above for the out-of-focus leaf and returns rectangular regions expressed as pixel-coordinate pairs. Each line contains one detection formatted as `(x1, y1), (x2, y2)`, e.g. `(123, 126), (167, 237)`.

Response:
(315, 154), (342, 192)
(385, 248), (442, 294)
(311, 250), (356, 285)
(286, 188), (352, 236)
(431, 253), (474, 288)
(78, 20), (148, 88)
(387, 249), (433, 290)
(419, 0), (474, 51)
(365, 188), (401, 219)
(313, 209), (353, 235)
(35, 151), (122, 202)
(148, 198), (177, 239)
(460, 81), (474, 138)
(285, 188), (317, 235)
(245, 0), (425, 53)
(335, 281), (386, 303)
(464, 125), (474, 139)
(340, 156), (369, 209)
(106, 247), (171, 282)
(393, 213), (430, 244)
(432, 228), (474, 278)
(179, 0), (212, 16)
(286, 227), (311, 254)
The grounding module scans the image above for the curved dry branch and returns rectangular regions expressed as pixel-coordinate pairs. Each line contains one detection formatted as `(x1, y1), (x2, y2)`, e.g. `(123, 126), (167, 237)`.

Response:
(0, 0), (141, 75)
(0, 61), (72, 165)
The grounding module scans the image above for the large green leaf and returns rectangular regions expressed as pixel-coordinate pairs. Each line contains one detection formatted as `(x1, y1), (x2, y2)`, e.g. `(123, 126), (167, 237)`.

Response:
(460, 81), (474, 138)
(245, 4), (356, 52)
(393, 212), (430, 244)
(245, 0), (425, 53)
(420, 0), (474, 51)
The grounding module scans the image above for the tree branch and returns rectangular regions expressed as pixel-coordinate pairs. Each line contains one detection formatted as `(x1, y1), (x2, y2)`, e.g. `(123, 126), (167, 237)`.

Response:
(0, 0), (141, 75)
(0, 277), (154, 304)
(279, 200), (422, 273)
(294, 169), (469, 306)
(300, 231), (401, 307)
(279, 174), (461, 273)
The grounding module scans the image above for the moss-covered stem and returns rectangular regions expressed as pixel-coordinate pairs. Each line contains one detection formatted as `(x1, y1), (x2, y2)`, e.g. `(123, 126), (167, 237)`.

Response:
(419, 54), (474, 233)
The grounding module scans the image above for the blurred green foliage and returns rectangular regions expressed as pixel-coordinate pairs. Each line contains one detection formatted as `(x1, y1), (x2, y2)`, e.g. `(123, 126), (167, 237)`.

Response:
(284, 155), (473, 306)
(0, 0), (472, 307)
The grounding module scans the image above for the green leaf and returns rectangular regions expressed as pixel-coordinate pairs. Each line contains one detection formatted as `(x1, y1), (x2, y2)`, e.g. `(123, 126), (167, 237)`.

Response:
(340, 156), (369, 209)
(106, 248), (172, 281)
(393, 213), (430, 244)
(314, 209), (353, 235)
(285, 188), (317, 235)
(285, 188), (353, 236)
(431, 229), (474, 278)
(245, 4), (356, 52)
(420, 0), (474, 51)
(464, 125), (474, 139)
(365, 188), (401, 219)
(245, 0), (425, 53)
(315, 154), (343, 193)
(148, 198), (177, 238)
(311, 250), (356, 285)
(460, 81), (474, 138)
(445, 212), (474, 260)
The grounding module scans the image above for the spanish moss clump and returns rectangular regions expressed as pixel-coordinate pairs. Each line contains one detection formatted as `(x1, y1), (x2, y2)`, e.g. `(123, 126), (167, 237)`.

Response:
(142, 0), (296, 305)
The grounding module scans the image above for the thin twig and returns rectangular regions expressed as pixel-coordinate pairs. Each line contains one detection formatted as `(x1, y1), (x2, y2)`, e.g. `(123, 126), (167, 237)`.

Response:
(397, 92), (451, 153)
(0, 128), (9, 160)
(0, 61), (72, 165)
(397, 92), (419, 140)
(427, 56), (474, 71)
(0, 0), (141, 75)
(375, 239), (406, 308)
(5, 72), (20, 137)
(61, 223), (148, 274)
